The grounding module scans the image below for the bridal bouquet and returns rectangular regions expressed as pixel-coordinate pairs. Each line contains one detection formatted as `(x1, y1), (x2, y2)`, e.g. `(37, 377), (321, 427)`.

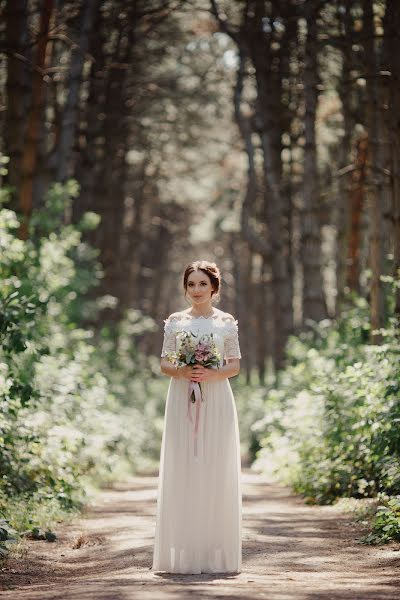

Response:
(164, 330), (221, 402)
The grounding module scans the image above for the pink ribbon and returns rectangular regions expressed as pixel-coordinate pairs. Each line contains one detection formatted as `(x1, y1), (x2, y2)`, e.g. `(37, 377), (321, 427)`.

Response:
(186, 381), (203, 460)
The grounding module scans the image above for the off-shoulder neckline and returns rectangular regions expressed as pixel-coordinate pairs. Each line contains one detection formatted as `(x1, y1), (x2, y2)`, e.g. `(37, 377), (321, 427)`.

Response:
(165, 309), (236, 322)
(183, 309), (218, 320)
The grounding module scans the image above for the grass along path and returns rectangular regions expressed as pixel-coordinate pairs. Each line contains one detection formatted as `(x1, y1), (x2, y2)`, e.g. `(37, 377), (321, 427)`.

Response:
(1, 466), (400, 599)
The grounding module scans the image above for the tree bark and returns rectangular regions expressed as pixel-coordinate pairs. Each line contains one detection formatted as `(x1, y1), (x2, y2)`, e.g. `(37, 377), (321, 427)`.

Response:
(74, 0), (105, 223)
(347, 134), (368, 293)
(255, 255), (269, 384)
(18, 0), (54, 238)
(301, 0), (327, 323)
(248, 0), (293, 369)
(336, 3), (354, 310)
(363, 0), (385, 341)
(384, 0), (400, 319)
(55, 0), (99, 183)
(4, 0), (29, 210)
(233, 47), (270, 259)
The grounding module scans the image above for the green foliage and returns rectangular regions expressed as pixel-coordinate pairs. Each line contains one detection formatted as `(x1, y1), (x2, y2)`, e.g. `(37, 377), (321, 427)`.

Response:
(251, 291), (400, 523)
(29, 180), (80, 236)
(0, 180), (165, 557)
(360, 495), (400, 544)
(0, 518), (18, 558)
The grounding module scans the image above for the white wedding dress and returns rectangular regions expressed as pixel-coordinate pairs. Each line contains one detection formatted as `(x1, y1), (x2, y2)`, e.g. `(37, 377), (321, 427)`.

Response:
(152, 308), (242, 574)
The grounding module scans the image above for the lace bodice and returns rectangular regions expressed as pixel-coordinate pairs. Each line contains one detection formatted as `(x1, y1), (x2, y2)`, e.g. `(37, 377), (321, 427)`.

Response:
(161, 308), (241, 363)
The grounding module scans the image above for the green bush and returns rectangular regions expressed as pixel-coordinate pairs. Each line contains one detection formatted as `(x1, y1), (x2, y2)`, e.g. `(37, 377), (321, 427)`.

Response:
(251, 291), (400, 522)
(359, 494), (400, 544)
(0, 181), (165, 554)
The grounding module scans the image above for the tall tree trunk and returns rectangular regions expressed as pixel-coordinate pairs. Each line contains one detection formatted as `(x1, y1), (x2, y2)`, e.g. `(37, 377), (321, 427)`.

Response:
(18, 0), (54, 238)
(384, 0), (400, 319)
(31, 7), (58, 211)
(363, 0), (385, 341)
(74, 0), (105, 224)
(301, 1), (327, 323)
(248, 1), (293, 369)
(233, 48), (270, 259)
(4, 0), (29, 209)
(280, 5), (296, 328)
(94, 6), (137, 320)
(336, 3), (354, 311)
(231, 239), (253, 384)
(233, 45), (274, 375)
(55, 0), (99, 183)
(347, 134), (368, 293)
(256, 255), (268, 384)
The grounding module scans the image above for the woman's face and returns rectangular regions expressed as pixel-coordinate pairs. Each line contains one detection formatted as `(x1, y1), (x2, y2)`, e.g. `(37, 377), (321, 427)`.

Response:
(186, 270), (214, 306)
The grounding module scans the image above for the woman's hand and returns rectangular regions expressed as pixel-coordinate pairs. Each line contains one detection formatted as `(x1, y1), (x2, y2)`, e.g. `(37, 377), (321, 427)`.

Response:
(176, 365), (197, 381)
(189, 364), (219, 383)
(161, 359), (239, 381)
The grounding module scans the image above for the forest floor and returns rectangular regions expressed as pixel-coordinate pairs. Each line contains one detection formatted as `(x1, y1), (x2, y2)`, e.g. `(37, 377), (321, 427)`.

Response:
(1, 465), (400, 600)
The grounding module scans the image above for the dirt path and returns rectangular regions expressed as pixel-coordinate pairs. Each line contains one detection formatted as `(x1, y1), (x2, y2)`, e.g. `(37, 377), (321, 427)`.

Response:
(1, 466), (400, 599)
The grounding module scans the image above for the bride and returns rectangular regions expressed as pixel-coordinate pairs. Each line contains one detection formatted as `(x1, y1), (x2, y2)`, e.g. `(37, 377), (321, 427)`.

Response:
(152, 260), (242, 575)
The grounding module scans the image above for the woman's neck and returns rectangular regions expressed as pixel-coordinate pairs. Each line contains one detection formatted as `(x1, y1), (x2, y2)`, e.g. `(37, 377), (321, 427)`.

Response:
(189, 304), (214, 317)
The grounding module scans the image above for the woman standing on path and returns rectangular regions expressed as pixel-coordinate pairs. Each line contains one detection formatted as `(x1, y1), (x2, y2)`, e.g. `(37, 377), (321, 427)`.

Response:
(152, 260), (242, 575)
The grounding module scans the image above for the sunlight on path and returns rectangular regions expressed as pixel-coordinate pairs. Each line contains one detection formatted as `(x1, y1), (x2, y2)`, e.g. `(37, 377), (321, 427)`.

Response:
(1, 468), (400, 599)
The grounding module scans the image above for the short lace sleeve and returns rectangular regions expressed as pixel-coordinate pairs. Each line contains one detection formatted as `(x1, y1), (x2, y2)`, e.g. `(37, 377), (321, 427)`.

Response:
(223, 316), (242, 360)
(160, 316), (177, 358)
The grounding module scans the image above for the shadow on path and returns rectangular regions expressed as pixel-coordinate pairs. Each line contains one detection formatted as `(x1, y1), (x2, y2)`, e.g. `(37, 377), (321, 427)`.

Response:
(1, 468), (399, 599)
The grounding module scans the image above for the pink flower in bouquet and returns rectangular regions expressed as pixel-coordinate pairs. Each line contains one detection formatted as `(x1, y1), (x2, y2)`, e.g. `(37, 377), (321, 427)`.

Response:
(195, 343), (211, 362)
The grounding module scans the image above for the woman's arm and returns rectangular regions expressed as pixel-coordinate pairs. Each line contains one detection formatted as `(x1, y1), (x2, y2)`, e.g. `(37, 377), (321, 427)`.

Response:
(160, 359), (179, 378)
(160, 358), (240, 381)
(160, 359), (194, 380)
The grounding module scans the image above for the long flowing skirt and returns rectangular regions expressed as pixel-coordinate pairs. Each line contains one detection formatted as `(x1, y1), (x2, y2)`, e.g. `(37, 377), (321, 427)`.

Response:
(152, 376), (242, 574)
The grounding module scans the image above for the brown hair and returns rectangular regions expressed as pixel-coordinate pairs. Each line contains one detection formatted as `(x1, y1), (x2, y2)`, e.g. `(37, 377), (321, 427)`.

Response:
(183, 260), (221, 303)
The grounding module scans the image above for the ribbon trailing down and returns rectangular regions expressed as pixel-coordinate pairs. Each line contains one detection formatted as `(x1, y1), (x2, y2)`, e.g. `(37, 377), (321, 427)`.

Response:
(186, 381), (203, 460)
